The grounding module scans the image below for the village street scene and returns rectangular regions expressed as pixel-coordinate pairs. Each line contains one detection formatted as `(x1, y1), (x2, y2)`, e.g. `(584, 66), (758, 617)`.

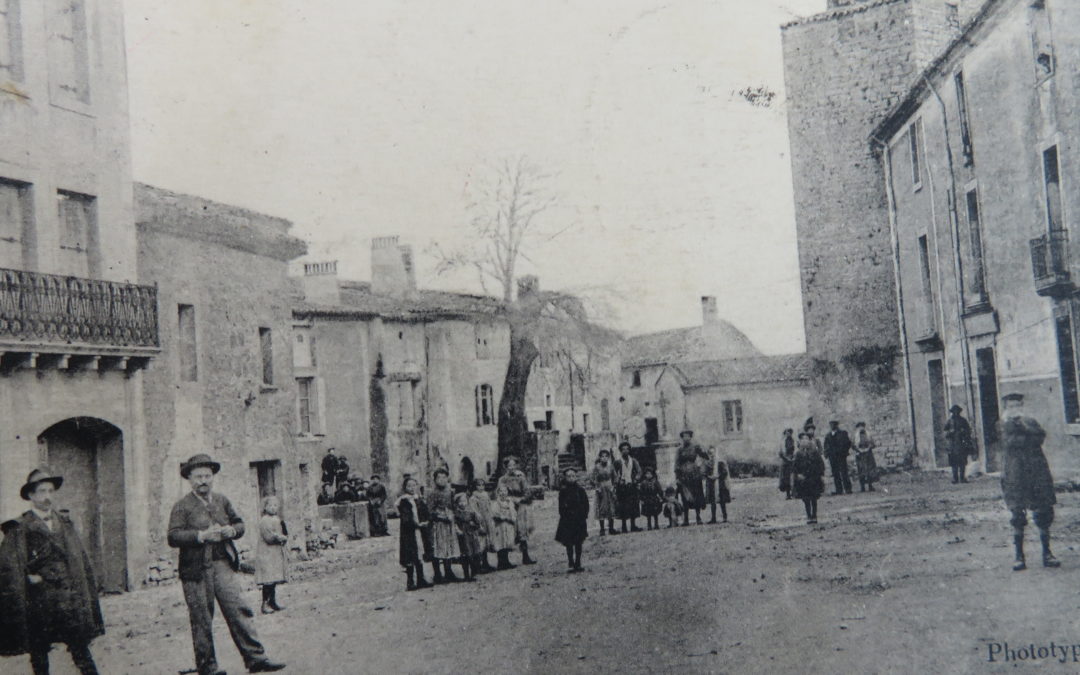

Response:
(1, 0), (1079, 673)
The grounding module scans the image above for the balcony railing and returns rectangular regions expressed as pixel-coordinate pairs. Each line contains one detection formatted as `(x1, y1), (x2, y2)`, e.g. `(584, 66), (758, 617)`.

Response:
(0, 268), (159, 349)
(1030, 229), (1074, 297)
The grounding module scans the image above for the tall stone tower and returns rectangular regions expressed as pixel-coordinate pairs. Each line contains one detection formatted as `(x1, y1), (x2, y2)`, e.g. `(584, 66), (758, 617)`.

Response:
(781, 0), (984, 464)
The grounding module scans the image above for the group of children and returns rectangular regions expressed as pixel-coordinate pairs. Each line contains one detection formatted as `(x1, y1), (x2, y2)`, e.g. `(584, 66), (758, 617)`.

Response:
(396, 462), (537, 591)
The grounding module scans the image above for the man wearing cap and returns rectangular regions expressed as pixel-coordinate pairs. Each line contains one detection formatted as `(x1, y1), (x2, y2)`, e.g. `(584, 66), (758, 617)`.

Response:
(168, 454), (285, 674)
(823, 420), (853, 495)
(320, 448), (339, 489)
(944, 405), (975, 484)
(999, 393), (1060, 571)
(0, 468), (104, 674)
(366, 474), (389, 537)
(674, 430), (709, 526)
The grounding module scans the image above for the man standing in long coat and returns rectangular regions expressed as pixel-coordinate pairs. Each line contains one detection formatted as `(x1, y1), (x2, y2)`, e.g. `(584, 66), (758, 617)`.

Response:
(1000, 393), (1060, 571)
(366, 474), (390, 537)
(944, 405), (975, 484)
(168, 454), (286, 674)
(823, 420), (853, 495)
(321, 448), (339, 488)
(0, 468), (104, 674)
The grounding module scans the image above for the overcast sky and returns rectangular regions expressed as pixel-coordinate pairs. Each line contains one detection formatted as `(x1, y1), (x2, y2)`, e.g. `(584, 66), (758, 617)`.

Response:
(123, 0), (825, 354)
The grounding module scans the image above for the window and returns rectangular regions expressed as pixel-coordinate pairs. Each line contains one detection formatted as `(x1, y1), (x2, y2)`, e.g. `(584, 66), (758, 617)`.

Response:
(600, 398), (610, 431)
(475, 323), (494, 359)
(0, 0), (24, 82)
(582, 413), (589, 433)
(544, 392), (553, 407)
(1043, 145), (1064, 232)
(631, 370), (642, 388)
(1031, 2), (1055, 80)
(1055, 314), (1080, 423)
(178, 304), (197, 382)
(722, 400), (743, 435)
(965, 189), (986, 302)
(0, 178), (30, 268)
(47, 0), (90, 104)
(909, 120), (923, 188)
(57, 190), (96, 276)
(259, 327), (274, 386)
(396, 382), (414, 428)
(297, 377), (318, 434)
(918, 235), (935, 330)
(954, 71), (974, 167)
(475, 384), (494, 426)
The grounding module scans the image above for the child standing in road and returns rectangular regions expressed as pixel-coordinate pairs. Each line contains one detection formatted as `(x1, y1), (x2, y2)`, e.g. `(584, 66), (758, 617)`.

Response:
(397, 477), (433, 591)
(554, 468), (590, 573)
(662, 485), (683, 528)
(454, 492), (484, 581)
(429, 468), (460, 583)
(638, 467), (664, 530)
(793, 432), (826, 524)
(490, 485), (518, 570)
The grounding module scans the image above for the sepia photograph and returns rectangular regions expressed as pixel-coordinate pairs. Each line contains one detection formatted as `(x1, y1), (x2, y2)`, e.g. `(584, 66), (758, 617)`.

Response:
(0, 0), (1078, 673)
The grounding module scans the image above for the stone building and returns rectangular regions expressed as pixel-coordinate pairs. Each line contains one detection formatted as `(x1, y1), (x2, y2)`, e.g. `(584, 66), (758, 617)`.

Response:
(0, 0), (158, 591)
(781, 0), (990, 465)
(135, 184), (311, 568)
(870, 0), (1080, 476)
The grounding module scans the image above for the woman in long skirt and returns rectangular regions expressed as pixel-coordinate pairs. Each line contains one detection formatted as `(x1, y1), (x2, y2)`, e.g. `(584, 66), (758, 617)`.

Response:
(453, 492), (483, 581)
(554, 467), (590, 573)
(638, 467), (664, 530)
(714, 457), (732, 523)
(429, 468), (460, 583)
(490, 486), (518, 570)
(256, 496), (288, 613)
(793, 432), (826, 524)
(779, 428), (796, 500)
(592, 450), (618, 535)
(397, 477), (433, 591)
(468, 478), (496, 572)
(853, 422), (879, 492)
(615, 442), (642, 533)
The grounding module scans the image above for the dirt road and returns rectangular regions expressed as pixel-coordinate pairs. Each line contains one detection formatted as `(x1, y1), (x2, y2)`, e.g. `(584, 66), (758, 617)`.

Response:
(18, 472), (1080, 674)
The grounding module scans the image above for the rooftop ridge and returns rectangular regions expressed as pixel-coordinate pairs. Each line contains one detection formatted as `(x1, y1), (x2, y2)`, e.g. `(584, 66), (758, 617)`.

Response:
(781, 0), (907, 30)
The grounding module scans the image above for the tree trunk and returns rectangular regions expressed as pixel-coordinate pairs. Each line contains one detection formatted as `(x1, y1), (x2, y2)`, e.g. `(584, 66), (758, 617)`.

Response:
(497, 325), (539, 476)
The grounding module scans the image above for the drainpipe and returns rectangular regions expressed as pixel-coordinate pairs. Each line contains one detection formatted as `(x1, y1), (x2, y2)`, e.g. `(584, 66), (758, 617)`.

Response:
(875, 137), (920, 464)
(925, 76), (979, 467)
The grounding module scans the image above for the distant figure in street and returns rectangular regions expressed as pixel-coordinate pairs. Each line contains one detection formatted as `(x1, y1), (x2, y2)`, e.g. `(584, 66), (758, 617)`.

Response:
(490, 486), (518, 570)
(638, 467), (664, 530)
(823, 420), (853, 495)
(255, 496), (288, 615)
(468, 479), (497, 573)
(0, 468), (103, 675)
(944, 405), (976, 484)
(366, 474), (390, 537)
(317, 482), (336, 506)
(396, 477), (433, 591)
(334, 479), (360, 504)
(712, 456), (731, 523)
(592, 450), (618, 535)
(168, 454), (285, 674)
(496, 455), (537, 565)
(555, 468), (590, 573)
(428, 468), (460, 583)
(793, 432), (826, 524)
(334, 454), (351, 493)
(321, 448), (339, 487)
(662, 486), (683, 528)
(853, 422), (878, 492)
(779, 428), (796, 499)
(674, 430), (710, 525)
(615, 442), (642, 533)
(1000, 393), (1060, 571)
(453, 493), (484, 581)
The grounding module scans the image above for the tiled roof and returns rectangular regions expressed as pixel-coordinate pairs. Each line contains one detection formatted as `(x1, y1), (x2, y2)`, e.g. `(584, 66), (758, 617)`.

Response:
(623, 322), (760, 367)
(671, 354), (812, 388)
(296, 282), (504, 321)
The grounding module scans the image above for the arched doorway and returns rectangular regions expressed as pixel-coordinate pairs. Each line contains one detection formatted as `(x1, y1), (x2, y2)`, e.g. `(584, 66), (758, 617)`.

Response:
(459, 456), (475, 486)
(38, 417), (126, 593)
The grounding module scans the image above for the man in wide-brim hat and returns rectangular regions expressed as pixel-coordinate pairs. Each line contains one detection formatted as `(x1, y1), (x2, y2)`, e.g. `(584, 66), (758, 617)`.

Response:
(0, 468), (104, 674)
(168, 454), (285, 674)
(944, 404), (975, 484)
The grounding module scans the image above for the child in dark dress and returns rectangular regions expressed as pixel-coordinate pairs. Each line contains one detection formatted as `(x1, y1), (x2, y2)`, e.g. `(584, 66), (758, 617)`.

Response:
(638, 467), (664, 531)
(662, 485), (683, 528)
(396, 477), (433, 591)
(554, 468), (590, 573)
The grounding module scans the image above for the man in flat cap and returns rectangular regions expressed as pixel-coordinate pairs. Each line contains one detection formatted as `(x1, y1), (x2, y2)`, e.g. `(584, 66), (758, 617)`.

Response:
(0, 468), (104, 674)
(999, 394), (1060, 571)
(944, 405), (975, 484)
(168, 454), (286, 674)
(823, 420), (853, 495)
(674, 430), (709, 526)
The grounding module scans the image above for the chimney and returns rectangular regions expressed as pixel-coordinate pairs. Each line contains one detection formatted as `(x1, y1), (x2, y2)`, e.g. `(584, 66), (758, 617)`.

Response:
(701, 296), (718, 325)
(298, 260), (340, 304)
(371, 235), (417, 298)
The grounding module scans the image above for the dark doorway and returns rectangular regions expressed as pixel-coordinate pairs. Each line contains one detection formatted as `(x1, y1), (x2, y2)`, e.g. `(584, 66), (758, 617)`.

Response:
(976, 348), (1001, 472)
(644, 418), (659, 446)
(38, 417), (126, 593)
(927, 359), (948, 468)
(251, 460), (281, 516)
(545, 410), (555, 430)
(459, 456), (475, 485)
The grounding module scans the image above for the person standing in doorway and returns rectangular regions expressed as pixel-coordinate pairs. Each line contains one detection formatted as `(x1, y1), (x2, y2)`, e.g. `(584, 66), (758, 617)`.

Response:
(554, 468), (590, 573)
(674, 430), (709, 525)
(168, 454), (285, 674)
(255, 496), (288, 615)
(823, 420), (853, 495)
(944, 405), (975, 484)
(1000, 393), (1060, 571)
(0, 468), (104, 675)
(779, 429), (796, 500)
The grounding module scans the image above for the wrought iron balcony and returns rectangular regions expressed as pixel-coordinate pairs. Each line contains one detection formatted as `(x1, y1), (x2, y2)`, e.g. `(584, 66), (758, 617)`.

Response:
(0, 268), (158, 371)
(1030, 229), (1074, 297)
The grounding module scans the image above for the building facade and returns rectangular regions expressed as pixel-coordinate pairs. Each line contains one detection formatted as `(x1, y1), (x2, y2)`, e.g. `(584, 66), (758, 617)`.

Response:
(0, 0), (158, 592)
(136, 184), (312, 569)
(872, 0), (1080, 476)
(781, 0), (989, 466)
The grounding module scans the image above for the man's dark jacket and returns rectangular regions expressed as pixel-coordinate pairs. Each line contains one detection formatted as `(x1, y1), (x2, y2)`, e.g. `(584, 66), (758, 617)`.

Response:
(167, 492), (245, 582)
(823, 429), (852, 461)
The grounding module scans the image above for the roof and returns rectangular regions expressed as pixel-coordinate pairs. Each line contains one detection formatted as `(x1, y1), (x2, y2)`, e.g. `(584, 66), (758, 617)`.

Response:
(623, 321), (760, 368)
(294, 281), (505, 321)
(671, 354), (812, 388)
(781, 0), (906, 30)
